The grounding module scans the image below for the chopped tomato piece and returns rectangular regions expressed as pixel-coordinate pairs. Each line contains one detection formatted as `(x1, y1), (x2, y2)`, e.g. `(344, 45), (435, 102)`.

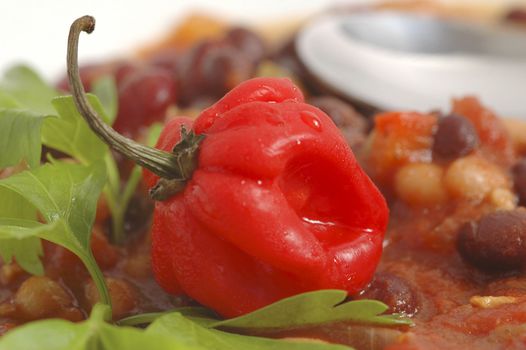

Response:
(367, 112), (437, 184)
(452, 97), (514, 165)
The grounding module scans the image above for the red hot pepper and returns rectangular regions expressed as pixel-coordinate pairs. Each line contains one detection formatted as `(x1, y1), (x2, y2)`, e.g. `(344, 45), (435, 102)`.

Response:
(68, 17), (388, 318)
(143, 78), (388, 317)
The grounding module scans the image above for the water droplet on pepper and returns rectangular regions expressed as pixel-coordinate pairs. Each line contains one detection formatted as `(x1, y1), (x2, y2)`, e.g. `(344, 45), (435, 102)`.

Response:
(300, 111), (322, 131)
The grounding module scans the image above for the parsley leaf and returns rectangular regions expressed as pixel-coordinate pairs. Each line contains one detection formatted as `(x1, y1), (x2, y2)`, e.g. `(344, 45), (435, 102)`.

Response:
(0, 65), (58, 116)
(0, 66), (56, 169)
(119, 290), (412, 341)
(0, 304), (352, 350)
(0, 219), (57, 276)
(147, 312), (352, 350)
(210, 290), (412, 330)
(0, 304), (184, 350)
(0, 92), (20, 108)
(42, 94), (109, 164)
(92, 76), (118, 124)
(0, 187), (43, 275)
(0, 161), (111, 305)
(0, 109), (50, 168)
(147, 122), (163, 146)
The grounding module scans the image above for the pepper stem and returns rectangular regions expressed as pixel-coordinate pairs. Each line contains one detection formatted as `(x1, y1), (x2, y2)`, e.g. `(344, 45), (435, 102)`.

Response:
(67, 16), (185, 180)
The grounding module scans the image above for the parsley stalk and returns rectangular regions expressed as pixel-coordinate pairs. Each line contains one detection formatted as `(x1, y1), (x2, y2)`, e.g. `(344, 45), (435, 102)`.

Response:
(102, 154), (143, 244)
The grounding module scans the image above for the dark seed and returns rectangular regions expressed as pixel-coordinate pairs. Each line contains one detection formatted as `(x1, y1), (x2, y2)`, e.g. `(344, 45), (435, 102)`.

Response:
(433, 114), (479, 159)
(359, 272), (419, 316)
(457, 208), (526, 271)
(513, 160), (526, 206)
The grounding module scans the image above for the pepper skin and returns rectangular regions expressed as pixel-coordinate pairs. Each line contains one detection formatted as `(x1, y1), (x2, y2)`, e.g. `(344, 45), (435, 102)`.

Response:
(144, 77), (388, 317)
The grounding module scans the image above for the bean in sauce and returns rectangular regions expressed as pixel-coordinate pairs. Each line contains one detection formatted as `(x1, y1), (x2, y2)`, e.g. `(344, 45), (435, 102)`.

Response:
(177, 28), (265, 106)
(457, 208), (526, 271)
(433, 114), (479, 159)
(225, 27), (266, 64)
(359, 272), (419, 316)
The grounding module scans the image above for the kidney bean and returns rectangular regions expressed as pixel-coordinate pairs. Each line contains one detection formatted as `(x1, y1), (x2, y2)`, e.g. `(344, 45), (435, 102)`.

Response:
(505, 8), (526, 24)
(147, 48), (180, 73)
(225, 27), (266, 64)
(114, 66), (177, 136)
(433, 114), (479, 159)
(457, 208), (526, 271)
(177, 40), (255, 106)
(113, 61), (143, 85)
(359, 272), (419, 316)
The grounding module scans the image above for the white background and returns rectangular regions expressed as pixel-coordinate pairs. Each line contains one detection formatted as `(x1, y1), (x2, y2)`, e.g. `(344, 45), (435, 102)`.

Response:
(0, 0), (525, 81)
(0, 0), (349, 81)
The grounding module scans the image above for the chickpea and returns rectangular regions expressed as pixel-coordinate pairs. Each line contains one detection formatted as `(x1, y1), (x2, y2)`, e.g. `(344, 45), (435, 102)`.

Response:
(14, 276), (82, 321)
(85, 277), (138, 320)
(0, 263), (24, 285)
(489, 188), (517, 210)
(123, 252), (152, 279)
(503, 118), (526, 154)
(444, 155), (509, 201)
(394, 163), (447, 206)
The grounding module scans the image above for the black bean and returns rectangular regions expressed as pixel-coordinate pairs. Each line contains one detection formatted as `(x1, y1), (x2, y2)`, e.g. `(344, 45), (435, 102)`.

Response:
(433, 114), (479, 159)
(513, 160), (526, 206)
(457, 208), (526, 271)
(359, 272), (419, 316)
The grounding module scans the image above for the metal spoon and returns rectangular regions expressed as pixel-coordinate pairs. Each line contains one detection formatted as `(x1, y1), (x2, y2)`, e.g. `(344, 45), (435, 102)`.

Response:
(296, 11), (526, 117)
